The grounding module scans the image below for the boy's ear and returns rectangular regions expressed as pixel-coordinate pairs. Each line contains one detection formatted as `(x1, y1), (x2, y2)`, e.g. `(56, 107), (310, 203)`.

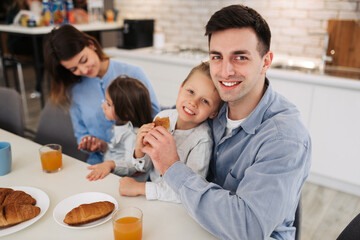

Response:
(208, 111), (218, 119)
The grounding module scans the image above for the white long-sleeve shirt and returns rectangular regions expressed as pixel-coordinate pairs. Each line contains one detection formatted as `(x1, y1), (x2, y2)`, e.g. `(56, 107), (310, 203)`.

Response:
(104, 121), (148, 182)
(133, 109), (213, 203)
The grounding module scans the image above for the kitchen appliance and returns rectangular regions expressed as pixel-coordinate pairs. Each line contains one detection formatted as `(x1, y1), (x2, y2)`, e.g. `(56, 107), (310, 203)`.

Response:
(117, 19), (154, 49)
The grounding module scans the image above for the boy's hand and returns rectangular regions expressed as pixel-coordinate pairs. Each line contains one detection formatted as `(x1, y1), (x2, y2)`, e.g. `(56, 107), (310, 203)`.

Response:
(134, 123), (155, 158)
(78, 136), (107, 153)
(119, 177), (145, 196)
(86, 161), (115, 181)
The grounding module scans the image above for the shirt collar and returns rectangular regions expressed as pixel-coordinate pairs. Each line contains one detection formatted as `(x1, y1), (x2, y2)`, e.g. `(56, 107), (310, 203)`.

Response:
(113, 121), (134, 142)
(218, 78), (273, 135)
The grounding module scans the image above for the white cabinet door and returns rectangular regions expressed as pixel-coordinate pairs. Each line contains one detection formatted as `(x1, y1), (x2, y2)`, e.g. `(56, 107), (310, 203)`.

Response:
(309, 86), (360, 186)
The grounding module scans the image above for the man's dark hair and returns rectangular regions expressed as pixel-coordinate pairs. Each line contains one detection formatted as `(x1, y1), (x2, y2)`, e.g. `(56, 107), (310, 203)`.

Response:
(205, 5), (271, 57)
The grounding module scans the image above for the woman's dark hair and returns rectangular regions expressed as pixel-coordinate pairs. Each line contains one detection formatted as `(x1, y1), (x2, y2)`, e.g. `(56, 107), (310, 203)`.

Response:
(205, 4), (271, 57)
(107, 75), (153, 128)
(43, 24), (109, 106)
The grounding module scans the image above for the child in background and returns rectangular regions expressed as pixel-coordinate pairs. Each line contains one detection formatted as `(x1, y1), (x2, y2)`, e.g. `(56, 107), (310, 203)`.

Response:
(119, 62), (222, 203)
(84, 75), (153, 182)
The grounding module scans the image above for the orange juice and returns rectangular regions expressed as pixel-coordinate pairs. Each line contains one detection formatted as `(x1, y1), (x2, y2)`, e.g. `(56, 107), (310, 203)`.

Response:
(40, 150), (62, 172)
(113, 217), (142, 240)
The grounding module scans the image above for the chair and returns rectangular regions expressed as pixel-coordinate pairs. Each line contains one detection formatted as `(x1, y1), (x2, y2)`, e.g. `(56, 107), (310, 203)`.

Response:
(34, 101), (89, 162)
(294, 197), (302, 240)
(0, 87), (24, 136)
(1, 55), (29, 120)
(1, 33), (45, 107)
(337, 213), (360, 240)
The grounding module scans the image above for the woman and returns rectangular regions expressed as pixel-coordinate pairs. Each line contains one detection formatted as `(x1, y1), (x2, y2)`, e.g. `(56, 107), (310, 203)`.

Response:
(43, 24), (160, 164)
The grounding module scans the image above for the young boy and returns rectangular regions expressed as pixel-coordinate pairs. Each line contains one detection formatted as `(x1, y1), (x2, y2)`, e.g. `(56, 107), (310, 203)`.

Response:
(119, 61), (222, 203)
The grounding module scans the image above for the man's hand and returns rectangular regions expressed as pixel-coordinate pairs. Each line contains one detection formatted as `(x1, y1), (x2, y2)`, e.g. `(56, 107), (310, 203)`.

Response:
(142, 126), (180, 175)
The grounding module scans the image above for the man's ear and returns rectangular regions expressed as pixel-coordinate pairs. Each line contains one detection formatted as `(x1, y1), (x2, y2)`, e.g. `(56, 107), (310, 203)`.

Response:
(261, 51), (273, 74)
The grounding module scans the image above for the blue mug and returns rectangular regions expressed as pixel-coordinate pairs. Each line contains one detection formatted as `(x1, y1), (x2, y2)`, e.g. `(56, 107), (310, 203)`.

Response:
(0, 142), (12, 176)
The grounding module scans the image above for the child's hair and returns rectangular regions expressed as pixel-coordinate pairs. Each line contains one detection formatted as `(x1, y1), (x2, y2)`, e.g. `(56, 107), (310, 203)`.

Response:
(107, 75), (153, 128)
(182, 61), (223, 112)
(182, 61), (211, 86)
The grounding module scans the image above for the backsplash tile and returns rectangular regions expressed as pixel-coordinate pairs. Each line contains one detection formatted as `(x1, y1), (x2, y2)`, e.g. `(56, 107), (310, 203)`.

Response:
(114, 0), (360, 60)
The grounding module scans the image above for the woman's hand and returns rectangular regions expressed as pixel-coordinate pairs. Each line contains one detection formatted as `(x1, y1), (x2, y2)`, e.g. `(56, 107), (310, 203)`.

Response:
(86, 161), (115, 181)
(134, 123), (155, 158)
(78, 135), (107, 153)
(119, 177), (145, 196)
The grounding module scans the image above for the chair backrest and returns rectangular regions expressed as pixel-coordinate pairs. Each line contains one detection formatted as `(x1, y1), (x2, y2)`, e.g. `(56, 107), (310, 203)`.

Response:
(0, 87), (24, 136)
(294, 197), (302, 240)
(337, 213), (360, 240)
(34, 101), (88, 162)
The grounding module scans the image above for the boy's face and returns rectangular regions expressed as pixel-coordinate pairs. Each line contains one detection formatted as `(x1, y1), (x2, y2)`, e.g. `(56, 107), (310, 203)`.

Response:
(175, 71), (221, 130)
(102, 91), (117, 121)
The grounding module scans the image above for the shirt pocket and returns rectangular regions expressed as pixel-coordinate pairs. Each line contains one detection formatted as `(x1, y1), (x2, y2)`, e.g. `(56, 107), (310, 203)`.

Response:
(223, 169), (241, 194)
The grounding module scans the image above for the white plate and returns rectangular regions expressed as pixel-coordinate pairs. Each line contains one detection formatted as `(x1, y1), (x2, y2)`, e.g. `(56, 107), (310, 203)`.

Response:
(53, 192), (118, 229)
(0, 186), (50, 237)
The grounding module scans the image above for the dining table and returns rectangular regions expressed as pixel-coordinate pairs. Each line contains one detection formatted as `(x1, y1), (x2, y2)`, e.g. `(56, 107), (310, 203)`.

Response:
(0, 129), (218, 239)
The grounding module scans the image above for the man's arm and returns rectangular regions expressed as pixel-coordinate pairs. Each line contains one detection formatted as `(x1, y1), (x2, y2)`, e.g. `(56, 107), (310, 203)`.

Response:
(147, 131), (311, 239)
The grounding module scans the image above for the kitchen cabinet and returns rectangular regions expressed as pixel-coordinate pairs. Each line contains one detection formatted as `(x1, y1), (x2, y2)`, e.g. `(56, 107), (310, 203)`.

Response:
(104, 47), (360, 196)
(268, 70), (360, 196)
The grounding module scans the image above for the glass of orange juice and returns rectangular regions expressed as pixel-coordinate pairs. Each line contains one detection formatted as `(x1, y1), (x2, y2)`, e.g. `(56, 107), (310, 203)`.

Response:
(39, 144), (62, 173)
(112, 206), (143, 240)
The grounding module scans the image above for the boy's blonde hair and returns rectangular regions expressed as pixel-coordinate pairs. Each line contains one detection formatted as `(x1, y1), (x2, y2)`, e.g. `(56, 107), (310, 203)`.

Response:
(182, 61), (211, 86)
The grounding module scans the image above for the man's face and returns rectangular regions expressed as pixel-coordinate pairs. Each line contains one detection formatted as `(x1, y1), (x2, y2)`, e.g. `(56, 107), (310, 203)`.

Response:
(209, 28), (272, 106)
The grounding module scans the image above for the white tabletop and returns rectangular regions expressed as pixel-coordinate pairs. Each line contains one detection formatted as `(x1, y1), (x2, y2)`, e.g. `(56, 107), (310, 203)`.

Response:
(0, 22), (122, 35)
(0, 129), (217, 240)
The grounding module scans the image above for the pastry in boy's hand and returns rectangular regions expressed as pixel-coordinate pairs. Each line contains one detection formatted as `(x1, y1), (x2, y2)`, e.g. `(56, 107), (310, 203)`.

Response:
(154, 116), (170, 130)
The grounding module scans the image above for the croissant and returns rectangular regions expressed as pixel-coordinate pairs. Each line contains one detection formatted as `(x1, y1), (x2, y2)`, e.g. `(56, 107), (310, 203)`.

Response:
(0, 204), (40, 228)
(63, 201), (115, 226)
(2, 190), (36, 206)
(0, 188), (14, 205)
(154, 116), (170, 130)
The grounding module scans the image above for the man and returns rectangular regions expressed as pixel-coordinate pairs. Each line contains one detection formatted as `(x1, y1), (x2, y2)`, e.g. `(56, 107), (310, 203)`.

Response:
(142, 5), (311, 240)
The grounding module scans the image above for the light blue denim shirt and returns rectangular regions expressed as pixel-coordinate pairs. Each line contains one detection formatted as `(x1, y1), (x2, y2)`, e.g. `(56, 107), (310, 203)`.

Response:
(164, 79), (311, 240)
(69, 59), (160, 164)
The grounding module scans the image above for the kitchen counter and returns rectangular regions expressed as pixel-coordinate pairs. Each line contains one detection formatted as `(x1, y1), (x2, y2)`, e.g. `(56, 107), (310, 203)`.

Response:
(267, 68), (360, 91)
